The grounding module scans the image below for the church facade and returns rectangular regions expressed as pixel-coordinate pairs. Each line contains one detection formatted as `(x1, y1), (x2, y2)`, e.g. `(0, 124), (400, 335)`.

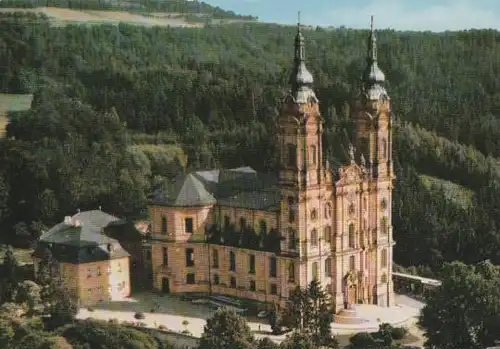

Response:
(148, 17), (395, 313)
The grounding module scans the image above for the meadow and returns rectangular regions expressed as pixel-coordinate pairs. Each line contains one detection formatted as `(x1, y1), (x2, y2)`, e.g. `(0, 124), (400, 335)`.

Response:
(0, 93), (33, 137)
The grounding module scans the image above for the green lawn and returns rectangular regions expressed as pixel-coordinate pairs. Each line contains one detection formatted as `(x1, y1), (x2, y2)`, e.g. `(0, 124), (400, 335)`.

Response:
(0, 245), (34, 265)
(0, 93), (33, 137)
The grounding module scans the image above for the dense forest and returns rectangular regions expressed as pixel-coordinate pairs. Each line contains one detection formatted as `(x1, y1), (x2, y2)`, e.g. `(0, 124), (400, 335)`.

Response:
(0, 10), (500, 274)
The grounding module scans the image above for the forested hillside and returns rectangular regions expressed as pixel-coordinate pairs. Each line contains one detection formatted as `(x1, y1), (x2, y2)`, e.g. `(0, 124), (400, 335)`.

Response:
(0, 12), (499, 273)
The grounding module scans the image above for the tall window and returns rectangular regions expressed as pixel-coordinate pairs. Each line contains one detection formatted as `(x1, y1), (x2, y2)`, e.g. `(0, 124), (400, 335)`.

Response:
(348, 224), (355, 248)
(287, 143), (297, 167)
(311, 145), (317, 165)
(312, 262), (319, 281)
(289, 208), (296, 223)
(185, 248), (194, 267)
(230, 276), (236, 288)
(381, 217), (388, 234)
(325, 258), (332, 275)
(324, 226), (332, 243)
(224, 215), (230, 229)
(288, 228), (296, 250)
(311, 229), (318, 246)
(381, 248), (388, 268)
(349, 255), (355, 270)
(161, 217), (167, 234)
(382, 138), (387, 159)
(213, 274), (220, 285)
(212, 249), (219, 268)
(288, 262), (295, 283)
(239, 217), (246, 232)
(249, 280), (256, 291)
(259, 220), (267, 235)
(249, 254), (255, 274)
(229, 251), (236, 272)
(162, 247), (168, 266)
(185, 218), (193, 234)
(269, 257), (277, 278)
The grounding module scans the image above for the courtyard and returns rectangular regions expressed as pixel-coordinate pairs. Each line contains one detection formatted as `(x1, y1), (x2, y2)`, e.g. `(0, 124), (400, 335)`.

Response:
(76, 292), (425, 347)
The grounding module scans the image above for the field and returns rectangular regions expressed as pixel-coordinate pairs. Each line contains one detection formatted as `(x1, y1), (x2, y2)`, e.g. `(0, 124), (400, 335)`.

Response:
(0, 7), (249, 27)
(419, 174), (474, 209)
(0, 93), (33, 137)
(0, 245), (34, 265)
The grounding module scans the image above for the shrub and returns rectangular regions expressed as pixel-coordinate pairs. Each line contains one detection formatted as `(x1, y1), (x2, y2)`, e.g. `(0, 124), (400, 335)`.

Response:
(349, 332), (377, 348)
(134, 312), (145, 320)
(182, 320), (189, 326)
(108, 319), (119, 325)
(158, 325), (167, 330)
(181, 329), (192, 335)
(391, 326), (408, 340)
(87, 307), (94, 312)
(150, 308), (155, 313)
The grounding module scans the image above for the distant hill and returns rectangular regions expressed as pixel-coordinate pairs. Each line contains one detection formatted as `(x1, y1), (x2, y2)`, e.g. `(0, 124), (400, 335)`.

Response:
(0, 0), (258, 20)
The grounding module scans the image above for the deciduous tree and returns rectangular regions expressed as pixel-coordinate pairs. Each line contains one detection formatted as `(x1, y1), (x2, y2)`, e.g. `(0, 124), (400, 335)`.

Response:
(419, 261), (500, 349)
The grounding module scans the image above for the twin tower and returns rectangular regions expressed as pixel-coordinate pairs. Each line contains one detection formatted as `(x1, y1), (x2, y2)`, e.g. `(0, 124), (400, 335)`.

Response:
(277, 16), (395, 310)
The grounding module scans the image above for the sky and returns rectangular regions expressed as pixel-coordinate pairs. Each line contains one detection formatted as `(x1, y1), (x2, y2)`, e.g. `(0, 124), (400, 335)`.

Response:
(206, 0), (500, 32)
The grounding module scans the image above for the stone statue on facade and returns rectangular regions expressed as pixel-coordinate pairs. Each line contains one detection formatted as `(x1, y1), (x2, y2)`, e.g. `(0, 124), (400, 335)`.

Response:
(348, 143), (355, 164)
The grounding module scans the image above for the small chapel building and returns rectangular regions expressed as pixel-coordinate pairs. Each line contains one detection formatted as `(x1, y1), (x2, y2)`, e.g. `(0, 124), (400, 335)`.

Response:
(148, 17), (395, 313)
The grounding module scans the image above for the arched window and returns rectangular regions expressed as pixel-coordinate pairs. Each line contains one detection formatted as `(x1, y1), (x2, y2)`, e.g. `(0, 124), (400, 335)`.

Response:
(348, 224), (355, 248)
(312, 262), (319, 281)
(349, 256), (355, 270)
(288, 262), (295, 283)
(381, 248), (388, 268)
(325, 258), (332, 275)
(288, 228), (297, 250)
(381, 217), (388, 234)
(311, 145), (317, 165)
(311, 229), (318, 246)
(324, 226), (332, 243)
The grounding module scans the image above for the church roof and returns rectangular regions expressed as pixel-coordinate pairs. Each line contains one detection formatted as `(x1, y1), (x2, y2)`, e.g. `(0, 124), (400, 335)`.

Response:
(151, 167), (280, 211)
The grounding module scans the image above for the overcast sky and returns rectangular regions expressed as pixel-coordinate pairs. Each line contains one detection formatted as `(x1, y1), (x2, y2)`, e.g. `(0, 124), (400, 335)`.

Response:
(206, 0), (500, 32)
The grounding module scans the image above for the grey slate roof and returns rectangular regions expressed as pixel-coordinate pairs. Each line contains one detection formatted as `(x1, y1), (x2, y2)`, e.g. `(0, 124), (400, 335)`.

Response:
(34, 210), (130, 264)
(151, 167), (280, 211)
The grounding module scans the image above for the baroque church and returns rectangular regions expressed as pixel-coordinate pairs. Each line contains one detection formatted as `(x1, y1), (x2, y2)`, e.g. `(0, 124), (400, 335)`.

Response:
(148, 16), (395, 313)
